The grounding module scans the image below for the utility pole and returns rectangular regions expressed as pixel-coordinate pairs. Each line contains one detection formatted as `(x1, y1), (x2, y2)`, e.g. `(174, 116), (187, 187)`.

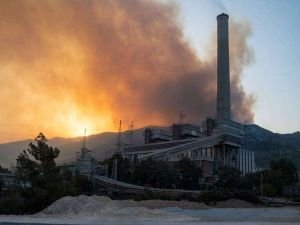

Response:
(112, 120), (122, 180)
(128, 121), (134, 145)
(260, 169), (264, 197)
(82, 128), (87, 150)
(117, 120), (122, 153)
(112, 158), (118, 180)
(179, 111), (186, 125)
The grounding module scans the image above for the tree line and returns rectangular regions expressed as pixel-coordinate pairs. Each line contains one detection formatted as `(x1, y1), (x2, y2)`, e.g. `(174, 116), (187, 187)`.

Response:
(103, 153), (203, 190)
(0, 133), (94, 214)
(102, 153), (299, 202)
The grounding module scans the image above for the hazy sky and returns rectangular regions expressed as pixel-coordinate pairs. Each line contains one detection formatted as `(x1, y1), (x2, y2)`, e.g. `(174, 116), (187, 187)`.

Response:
(0, 0), (299, 143)
(173, 0), (300, 133)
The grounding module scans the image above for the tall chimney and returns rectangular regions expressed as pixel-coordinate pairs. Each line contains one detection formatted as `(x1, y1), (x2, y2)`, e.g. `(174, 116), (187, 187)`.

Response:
(217, 13), (231, 121)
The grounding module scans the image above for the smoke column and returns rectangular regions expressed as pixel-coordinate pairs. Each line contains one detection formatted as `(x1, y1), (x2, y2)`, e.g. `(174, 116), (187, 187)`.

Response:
(0, 0), (255, 142)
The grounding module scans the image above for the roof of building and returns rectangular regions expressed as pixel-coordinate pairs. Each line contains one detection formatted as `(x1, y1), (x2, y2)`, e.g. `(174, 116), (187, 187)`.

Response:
(123, 138), (197, 153)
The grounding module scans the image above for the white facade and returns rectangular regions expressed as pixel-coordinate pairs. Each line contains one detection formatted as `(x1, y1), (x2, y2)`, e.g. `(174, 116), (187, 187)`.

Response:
(76, 147), (94, 176)
(238, 149), (257, 174)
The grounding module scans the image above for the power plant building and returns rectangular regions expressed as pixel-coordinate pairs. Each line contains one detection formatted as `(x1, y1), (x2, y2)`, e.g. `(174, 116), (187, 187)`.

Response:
(76, 133), (107, 177)
(76, 136), (95, 176)
(123, 13), (256, 178)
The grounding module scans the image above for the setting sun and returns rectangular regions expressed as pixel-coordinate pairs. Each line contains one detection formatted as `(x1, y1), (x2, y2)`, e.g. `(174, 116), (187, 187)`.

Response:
(59, 110), (115, 137)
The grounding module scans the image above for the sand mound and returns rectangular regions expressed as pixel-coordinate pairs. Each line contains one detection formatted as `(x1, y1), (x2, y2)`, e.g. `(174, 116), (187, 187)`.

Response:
(216, 199), (254, 208)
(40, 195), (112, 215)
(39, 195), (200, 220)
(41, 195), (208, 215)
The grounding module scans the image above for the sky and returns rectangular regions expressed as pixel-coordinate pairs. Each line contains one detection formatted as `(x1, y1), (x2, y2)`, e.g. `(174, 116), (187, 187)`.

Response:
(174, 0), (300, 134)
(0, 0), (299, 143)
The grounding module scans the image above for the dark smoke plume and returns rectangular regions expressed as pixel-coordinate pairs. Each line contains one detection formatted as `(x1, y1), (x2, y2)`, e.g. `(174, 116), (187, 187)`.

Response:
(0, 0), (254, 142)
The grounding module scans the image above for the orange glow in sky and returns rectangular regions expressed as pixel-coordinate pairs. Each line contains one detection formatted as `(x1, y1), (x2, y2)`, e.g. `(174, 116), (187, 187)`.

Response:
(0, 0), (254, 143)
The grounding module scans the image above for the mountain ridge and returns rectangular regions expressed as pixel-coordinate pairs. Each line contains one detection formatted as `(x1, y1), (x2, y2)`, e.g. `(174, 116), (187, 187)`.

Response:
(0, 124), (299, 169)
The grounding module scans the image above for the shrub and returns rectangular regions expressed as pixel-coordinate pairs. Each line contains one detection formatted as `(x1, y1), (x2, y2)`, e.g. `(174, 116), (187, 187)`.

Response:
(262, 184), (277, 197)
(0, 197), (25, 215)
(291, 196), (300, 202)
(199, 191), (232, 205)
(234, 190), (260, 204)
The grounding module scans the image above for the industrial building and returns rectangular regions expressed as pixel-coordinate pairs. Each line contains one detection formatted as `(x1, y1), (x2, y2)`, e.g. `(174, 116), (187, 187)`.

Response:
(123, 13), (256, 178)
(75, 131), (107, 177)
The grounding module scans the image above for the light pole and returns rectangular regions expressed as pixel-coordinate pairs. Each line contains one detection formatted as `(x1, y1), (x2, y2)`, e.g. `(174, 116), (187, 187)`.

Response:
(260, 169), (264, 197)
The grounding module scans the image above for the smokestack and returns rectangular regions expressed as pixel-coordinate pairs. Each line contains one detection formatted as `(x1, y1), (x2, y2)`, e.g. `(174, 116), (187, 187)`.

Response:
(217, 13), (231, 121)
